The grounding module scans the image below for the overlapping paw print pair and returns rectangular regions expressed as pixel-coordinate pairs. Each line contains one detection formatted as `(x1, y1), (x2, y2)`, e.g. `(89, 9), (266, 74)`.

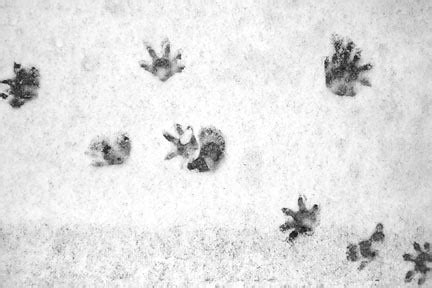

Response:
(163, 124), (225, 172)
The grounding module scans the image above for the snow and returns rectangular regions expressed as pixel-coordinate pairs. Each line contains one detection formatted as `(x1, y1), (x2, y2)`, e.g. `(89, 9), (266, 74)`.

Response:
(0, 0), (431, 285)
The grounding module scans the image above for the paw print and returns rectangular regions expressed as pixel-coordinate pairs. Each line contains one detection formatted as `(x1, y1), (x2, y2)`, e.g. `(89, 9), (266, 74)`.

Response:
(0, 62), (40, 108)
(324, 34), (372, 97)
(163, 124), (199, 161)
(139, 38), (184, 82)
(279, 196), (319, 242)
(163, 124), (225, 172)
(403, 242), (432, 285)
(86, 132), (131, 167)
(346, 223), (385, 270)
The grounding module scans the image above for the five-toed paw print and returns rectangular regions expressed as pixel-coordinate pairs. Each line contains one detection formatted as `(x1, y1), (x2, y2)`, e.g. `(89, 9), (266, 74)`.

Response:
(324, 34), (372, 97)
(346, 223), (385, 270)
(0, 62), (40, 108)
(163, 124), (225, 172)
(86, 132), (131, 167)
(163, 124), (199, 162)
(279, 196), (319, 242)
(139, 38), (184, 82)
(403, 242), (432, 285)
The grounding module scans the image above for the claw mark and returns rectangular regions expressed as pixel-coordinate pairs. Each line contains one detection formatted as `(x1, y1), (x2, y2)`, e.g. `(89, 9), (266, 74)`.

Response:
(86, 132), (131, 167)
(346, 223), (385, 270)
(279, 196), (319, 242)
(403, 242), (432, 285)
(0, 62), (40, 108)
(139, 38), (185, 82)
(163, 124), (225, 172)
(324, 34), (372, 97)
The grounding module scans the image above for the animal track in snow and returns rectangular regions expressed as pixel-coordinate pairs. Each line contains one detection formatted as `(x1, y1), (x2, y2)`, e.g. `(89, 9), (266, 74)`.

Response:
(279, 196), (319, 242)
(139, 38), (184, 82)
(86, 132), (131, 167)
(403, 241), (432, 285)
(324, 34), (372, 97)
(0, 62), (40, 108)
(346, 223), (385, 270)
(163, 124), (225, 172)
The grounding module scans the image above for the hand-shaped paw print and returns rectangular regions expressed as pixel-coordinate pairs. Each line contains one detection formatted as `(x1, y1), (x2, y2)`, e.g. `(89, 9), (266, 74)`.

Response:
(163, 124), (199, 161)
(346, 223), (385, 270)
(163, 124), (225, 172)
(0, 62), (40, 108)
(279, 196), (319, 242)
(403, 242), (432, 285)
(139, 38), (184, 82)
(86, 132), (131, 167)
(324, 34), (372, 97)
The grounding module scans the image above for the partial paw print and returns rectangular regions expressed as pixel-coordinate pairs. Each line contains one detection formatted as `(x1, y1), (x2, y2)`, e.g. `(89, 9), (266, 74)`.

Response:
(279, 196), (319, 242)
(139, 38), (184, 82)
(85, 132), (131, 167)
(324, 34), (372, 97)
(163, 124), (225, 172)
(403, 242), (432, 285)
(163, 124), (198, 162)
(346, 223), (385, 270)
(0, 62), (40, 108)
